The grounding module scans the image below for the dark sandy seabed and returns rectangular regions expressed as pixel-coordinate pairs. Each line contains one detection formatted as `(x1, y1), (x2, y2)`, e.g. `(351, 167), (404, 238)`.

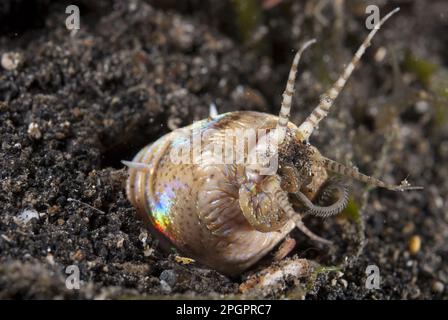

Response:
(0, 0), (447, 299)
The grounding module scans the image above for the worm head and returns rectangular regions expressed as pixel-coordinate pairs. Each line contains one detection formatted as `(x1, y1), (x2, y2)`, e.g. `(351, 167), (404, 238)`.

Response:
(267, 130), (330, 202)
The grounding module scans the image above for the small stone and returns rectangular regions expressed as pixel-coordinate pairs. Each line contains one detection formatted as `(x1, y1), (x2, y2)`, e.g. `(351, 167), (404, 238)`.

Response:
(16, 209), (39, 224)
(167, 116), (181, 131)
(331, 278), (337, 286)
(71, 249), (84, 262)
(160, 280), (172, 294)
(403, 251), (410, 259)
(408, 235), (421, 255)
(402, 222), (415, 234)
(116, 237), (125, 248)
(415, 100), (429, 113)
(46, 254), (55, 265)
(27, 122), (42, 139)
(409, 286), (421, 299)
(138, 231), (148, 244)
(392, 250), (400, 261)
(1, 234), (12, 242)
(374, 46), (387, 62)
(421, 264), (435, 276)
(339, 279), (348, 289)
(47, 205), (60, 215)
(1, 52), (23, 70)
(143, 246), (154, 257)
(159, 269), (177, 287)
(434, 196), (443, 209)
(432, 281), (444, 293)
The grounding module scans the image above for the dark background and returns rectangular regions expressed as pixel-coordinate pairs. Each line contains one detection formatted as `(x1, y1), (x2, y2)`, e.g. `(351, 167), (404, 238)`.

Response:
(0, 0), (447, 299)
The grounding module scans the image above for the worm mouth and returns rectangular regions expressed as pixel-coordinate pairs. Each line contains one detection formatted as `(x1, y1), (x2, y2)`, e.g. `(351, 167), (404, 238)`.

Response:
(291, 178), (349, 218)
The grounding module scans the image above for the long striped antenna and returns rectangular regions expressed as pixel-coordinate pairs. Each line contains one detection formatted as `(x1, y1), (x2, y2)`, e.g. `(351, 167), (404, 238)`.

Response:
(247, 39), (315, 175)
(297, 7), (400, 141)
(276, 39), (316, 144)
(321, 157), (423, 191)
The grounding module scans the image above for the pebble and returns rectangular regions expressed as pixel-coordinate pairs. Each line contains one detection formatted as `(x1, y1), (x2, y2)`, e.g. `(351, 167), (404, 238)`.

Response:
(402, 222), (415, 234)
(432, 281), (444, 293)
(408, 235), (421, 255)
(116, 237), (125, 248)
(339, 279), (348, 289)
(46, 254), (55, 265)
(143, 246), (154, 257)
(47, 205), (60, 216)
(16, 209), (39, 224)
(1, 52), (23, 70)
(27, 122), (42, 140)
(1, 234), (12, 243)
(159, 269), (177, 287)
(374, 46), (387, 62)
(415, 100), (429, 113)
(409, 286), (421, 299)
(71, 249), (85, 262)
(138, 231), (148, 244)
(160, 280), (172, 294)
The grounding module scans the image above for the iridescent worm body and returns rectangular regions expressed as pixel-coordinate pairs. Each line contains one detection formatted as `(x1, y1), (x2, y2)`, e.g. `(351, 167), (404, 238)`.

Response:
(123, 8), (421, 276)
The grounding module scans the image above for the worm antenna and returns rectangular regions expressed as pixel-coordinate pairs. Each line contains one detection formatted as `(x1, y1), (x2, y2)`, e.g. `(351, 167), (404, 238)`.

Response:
(276, 39), (316, 144)
(321, 156), (423, 191)
(247, 40), (315, 175)
(265, 176), (333, 245)
(297, 7), (400, 141)
(293, 180), (349, 218)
